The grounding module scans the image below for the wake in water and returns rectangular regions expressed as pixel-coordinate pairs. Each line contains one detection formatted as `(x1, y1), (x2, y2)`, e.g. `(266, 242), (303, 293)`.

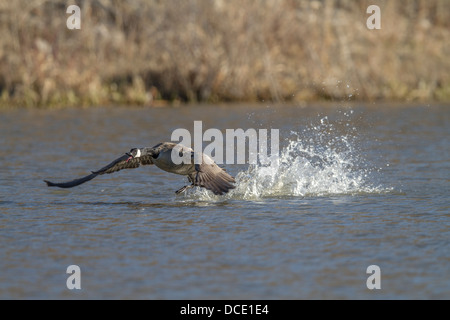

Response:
(185, 115), (386, 200)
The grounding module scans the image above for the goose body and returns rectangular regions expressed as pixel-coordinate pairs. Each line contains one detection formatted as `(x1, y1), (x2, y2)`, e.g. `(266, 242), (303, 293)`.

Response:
(44, 142), (235, 195)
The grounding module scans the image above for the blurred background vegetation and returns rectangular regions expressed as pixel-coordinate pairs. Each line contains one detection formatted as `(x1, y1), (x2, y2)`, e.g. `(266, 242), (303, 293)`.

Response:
(0, 0), (449, 108)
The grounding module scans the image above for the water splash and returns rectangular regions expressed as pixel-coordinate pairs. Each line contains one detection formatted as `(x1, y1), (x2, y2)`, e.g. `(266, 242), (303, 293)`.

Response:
(185, 116), (387, 201)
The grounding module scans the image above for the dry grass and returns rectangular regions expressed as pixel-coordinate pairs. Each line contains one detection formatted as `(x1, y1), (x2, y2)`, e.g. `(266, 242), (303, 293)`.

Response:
(0, 0), (449, 108)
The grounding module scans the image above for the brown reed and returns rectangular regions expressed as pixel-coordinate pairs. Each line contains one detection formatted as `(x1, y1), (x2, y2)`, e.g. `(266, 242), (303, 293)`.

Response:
(0, 0), (449, 108)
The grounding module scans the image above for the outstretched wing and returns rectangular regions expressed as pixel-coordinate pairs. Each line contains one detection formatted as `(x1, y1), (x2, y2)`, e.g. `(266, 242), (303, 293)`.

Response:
(194, 155), (236, 195)
(44, 153), (154, 188)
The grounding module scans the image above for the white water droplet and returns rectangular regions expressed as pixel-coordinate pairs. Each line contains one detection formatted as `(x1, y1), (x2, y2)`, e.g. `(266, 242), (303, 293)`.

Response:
(188, 119), (387, 201)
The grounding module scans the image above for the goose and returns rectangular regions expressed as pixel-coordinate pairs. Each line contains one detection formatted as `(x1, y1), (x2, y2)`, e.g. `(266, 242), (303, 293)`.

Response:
(44, 142), (236, 195)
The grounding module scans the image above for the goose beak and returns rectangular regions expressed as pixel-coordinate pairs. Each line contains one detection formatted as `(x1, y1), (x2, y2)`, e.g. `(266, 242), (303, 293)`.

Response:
(126, 153), (133, 162)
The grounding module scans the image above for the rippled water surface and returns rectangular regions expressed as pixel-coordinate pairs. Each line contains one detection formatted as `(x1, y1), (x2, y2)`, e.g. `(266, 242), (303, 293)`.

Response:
(0, 103), (448, 299)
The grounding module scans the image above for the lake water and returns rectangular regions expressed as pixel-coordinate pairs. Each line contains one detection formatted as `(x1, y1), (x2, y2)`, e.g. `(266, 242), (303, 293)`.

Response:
(0, 103), (448, 299)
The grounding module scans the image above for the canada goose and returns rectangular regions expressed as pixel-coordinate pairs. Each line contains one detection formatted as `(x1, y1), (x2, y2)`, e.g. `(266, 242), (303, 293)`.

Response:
(44, 142), (236, 195)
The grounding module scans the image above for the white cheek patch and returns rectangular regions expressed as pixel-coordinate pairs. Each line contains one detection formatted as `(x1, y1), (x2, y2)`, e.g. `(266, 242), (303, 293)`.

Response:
(135, 149), (141, 157)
